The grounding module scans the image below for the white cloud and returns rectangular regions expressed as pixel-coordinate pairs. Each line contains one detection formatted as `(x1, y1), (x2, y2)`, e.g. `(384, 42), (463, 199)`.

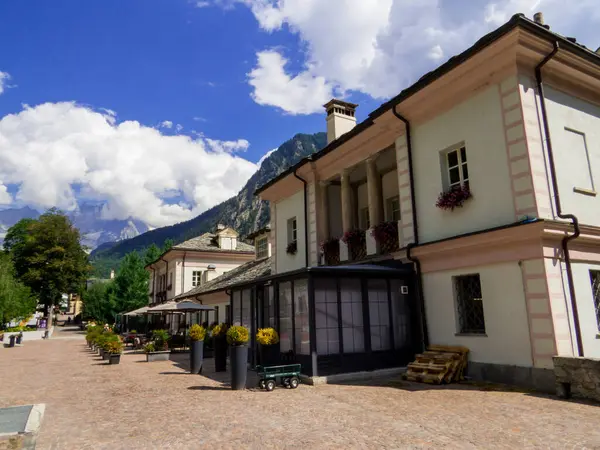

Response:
(233, 0), (600, 114)
(0, 102), (258, 228)
(0, 71), (11, 95)
(195, 1), (211, 7)
(248, 50), (335, 115)
(160, 120), (173, 129)
(0, 183), (11, 204)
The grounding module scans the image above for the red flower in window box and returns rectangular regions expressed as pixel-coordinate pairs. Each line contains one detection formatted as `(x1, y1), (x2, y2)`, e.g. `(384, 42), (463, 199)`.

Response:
(341, 229), (366, 246)
(286, 241), (297, 255)
(436, 185), (472, 211)
(371, 221), (399, 243)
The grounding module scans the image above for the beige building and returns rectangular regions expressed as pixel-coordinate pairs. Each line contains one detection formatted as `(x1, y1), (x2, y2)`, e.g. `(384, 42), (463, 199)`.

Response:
(252, 13), (600, 389)
(145, 225), (255, 306)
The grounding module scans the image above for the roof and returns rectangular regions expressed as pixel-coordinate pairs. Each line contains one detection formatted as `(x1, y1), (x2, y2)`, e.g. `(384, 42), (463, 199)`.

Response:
(176, 257), (272, 300)
(246, 226), (271, 241)
(172, 232), (254, 253)
(254, 14), (600, 196)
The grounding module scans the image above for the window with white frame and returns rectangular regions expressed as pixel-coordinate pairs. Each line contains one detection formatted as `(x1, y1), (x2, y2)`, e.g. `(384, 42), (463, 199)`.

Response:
(256, 236), (268, 259)
(360, 207), (370, 229)
(589, 271), (600, 331)
(287, 217), (297, 244)
(192, 270), (202, 287)
(446, 146), (469, 189)
(454, 274), (485, 334)
(386, 196), (401, 222)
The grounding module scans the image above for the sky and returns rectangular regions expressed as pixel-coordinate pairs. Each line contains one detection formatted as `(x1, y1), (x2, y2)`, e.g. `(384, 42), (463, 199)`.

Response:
(0, 0), (599, 228)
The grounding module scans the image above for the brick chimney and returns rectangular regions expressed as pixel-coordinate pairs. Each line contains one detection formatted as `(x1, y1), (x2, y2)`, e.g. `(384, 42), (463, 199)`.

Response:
(324, 99), (358, 144)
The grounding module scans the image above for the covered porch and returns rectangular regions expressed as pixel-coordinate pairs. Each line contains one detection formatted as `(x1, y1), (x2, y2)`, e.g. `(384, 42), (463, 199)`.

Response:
(229, 263), (419, 377)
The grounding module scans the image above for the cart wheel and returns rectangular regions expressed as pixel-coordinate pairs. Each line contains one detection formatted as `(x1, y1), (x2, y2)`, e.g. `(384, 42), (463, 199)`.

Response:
(258, 379), (266, 389)
(282, 377), (291, 387)
(265, 380), (276, 392)
(289, 376), (299, 389)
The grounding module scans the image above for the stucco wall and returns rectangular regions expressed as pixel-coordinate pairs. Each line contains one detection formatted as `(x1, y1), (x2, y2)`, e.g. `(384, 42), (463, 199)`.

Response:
(275, 190), (306, 274)
(569, 261), (600, 358)
(544, 86), (600, 225)
(423, 261), (533, 367)
(412, 85), (515, 242)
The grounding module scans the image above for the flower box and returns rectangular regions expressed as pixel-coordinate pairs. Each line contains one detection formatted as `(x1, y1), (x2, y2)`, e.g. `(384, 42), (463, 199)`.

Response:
(286, 241), (298, 255)
(436, 185), (472, 211)
(342, 229), (366, 261)
(371, 221), (399, 254)
(321, 237), (340, 265)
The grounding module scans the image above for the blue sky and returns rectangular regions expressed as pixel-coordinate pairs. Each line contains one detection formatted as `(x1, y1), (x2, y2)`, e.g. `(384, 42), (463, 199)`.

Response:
(0, 0), (598, 228)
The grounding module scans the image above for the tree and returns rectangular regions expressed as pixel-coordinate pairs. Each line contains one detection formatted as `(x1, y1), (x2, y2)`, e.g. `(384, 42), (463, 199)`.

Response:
(144, 244), (161, 266)
(6, 209), (90, 317)
(162, 239), (174, 253)
(0, 253), (37, 327)
(114, 251), (149, 314)
(81, 281), (117, 324)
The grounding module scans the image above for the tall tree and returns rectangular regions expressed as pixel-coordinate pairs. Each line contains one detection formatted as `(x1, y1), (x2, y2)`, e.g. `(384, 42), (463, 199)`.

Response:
(0, 253), (37, 327)
(114, 251), (149, 314)
(162, 239), (174, 253)
(81, 281), (117, 324)
(6, 209), (90, 317)
(144, 243), (161, 266)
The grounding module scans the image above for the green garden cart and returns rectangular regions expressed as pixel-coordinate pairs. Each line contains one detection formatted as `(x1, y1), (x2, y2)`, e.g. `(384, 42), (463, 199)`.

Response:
(256, 363), (301, 391)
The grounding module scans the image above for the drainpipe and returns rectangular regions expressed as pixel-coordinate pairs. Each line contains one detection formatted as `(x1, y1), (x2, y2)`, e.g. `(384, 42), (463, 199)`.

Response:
(160, 256), (168, 303)
(293, 169), (310, 267)
(392, 105), (429, 350)
(151, 267), (156, 305)
(181, 251), (187, 294)
(535, 41), (583, 357)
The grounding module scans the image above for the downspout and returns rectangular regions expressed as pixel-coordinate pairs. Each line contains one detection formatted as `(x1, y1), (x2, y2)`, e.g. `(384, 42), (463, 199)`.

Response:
(392, 105), (429, 350)
(535, 41), (584, 357)
(160, 256), (168, 303)
(151, 267), (156, 305)
(181, 251), (187, 295)
(293, 168), (310, 267)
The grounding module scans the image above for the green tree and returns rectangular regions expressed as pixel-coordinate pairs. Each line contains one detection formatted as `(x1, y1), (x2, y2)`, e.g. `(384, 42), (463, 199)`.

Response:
(162, 239), (174, 253)
(0, 253), (37, 327)
(81, 281), (117, 324)
(144, 243), (161, 266)
(114, 251), (149, 314)
(6, 209), (90, 317)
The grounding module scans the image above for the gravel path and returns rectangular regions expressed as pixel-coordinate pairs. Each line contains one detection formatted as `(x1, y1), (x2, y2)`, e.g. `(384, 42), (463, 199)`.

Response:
(1, 329), (599, 449)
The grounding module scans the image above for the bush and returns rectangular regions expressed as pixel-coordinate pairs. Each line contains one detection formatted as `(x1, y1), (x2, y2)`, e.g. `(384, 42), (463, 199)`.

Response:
(106, 339), (123, 354)
(5, 326), (36, 332)
(226, 325), (249, 346)
(256, 328), (279, 346)
(188, 324), (206, 342)
(144, 342), (156, 353)
(152, 329), (169, 350)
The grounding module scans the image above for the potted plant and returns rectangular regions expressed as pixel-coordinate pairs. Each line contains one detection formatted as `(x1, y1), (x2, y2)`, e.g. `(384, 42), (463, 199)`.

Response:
(286, 240), (298, 255)
(144, 330), (171, 362)
(256, 328), (280, 367)
(227, 325), (249, 390)
(188, 324), (206, 374)
(435, 184), (472, 211)
(212, 323), (229, 372)
(106, 339), (123, 365)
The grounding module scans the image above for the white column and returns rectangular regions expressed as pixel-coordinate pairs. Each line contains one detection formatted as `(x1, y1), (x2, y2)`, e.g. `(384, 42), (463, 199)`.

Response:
(366, 157), (382, 255)
(340, 169), (352, 261)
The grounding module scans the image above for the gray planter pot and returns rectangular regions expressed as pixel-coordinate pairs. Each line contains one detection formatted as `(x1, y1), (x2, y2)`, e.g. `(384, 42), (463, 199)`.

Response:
(109, 354), (121, 365)
(102, 350), (110, 360)
(190, 340), (204, 374)
(230, 345), (248, 390)
(146, 351), (170, 362)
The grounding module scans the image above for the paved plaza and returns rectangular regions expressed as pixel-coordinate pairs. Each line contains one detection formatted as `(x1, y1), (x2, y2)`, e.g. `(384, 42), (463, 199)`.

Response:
(1, 327), (600, 449)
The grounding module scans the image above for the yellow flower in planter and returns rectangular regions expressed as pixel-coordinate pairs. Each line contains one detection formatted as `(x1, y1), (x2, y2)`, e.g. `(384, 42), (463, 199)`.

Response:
(256, 328), (279, 346)
(188, 324), (206, 342)
(226, 326), (249, 346)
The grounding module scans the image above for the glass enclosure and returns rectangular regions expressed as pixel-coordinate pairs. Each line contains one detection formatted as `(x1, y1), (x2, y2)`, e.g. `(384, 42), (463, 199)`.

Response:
(228, 265), (417, 377)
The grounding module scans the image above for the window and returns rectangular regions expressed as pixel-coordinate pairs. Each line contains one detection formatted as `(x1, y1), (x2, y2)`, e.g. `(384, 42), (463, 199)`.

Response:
(446, 146), (469, 189)
(565, 128), (594, 192)
(589, 271), (600, 331)
(294, 280), (310, 355)
(454, 274), (486, 334)
(368, 279), (391, 351)
(279, 282), (293, 352)
(256, 236), (268, 259)
(287, 218), (297, 244)
(360, 207), (370, 229)
(315, 279), (340, 355)
(192, 270), (202, 287)
(340, 278), (365, 353)
(168, 272), (173, 287)
(386, 196), (401, 222)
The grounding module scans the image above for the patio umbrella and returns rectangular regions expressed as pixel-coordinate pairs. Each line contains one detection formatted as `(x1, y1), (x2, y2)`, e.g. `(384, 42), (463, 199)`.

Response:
(146, 300), (214, 313)
(123, 306), (149, 316)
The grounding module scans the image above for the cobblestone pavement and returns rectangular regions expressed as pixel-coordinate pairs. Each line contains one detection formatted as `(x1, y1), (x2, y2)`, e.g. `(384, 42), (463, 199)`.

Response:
(1, 330), (600, 449)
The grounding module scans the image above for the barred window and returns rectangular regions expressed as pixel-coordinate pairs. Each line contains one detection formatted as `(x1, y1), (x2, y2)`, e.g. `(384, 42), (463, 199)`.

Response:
(589, 271), (600, 331)
(256, 236), (268, 259)
(454, 274), (486, 334)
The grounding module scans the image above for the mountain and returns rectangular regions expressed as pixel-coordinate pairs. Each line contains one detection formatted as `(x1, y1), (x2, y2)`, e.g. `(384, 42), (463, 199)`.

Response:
(90, 132), (327, 271)
(0, 203), (150, 251)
